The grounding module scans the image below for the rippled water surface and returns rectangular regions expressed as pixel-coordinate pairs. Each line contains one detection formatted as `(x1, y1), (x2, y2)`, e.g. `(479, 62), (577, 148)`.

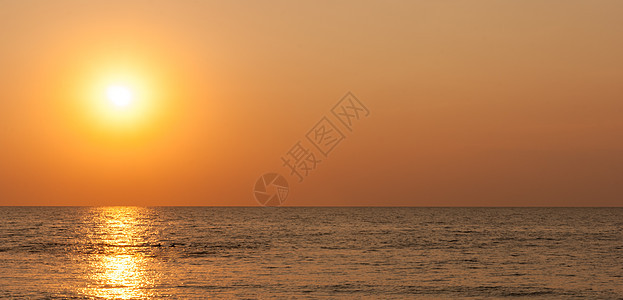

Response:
(0, 207), (621, 299)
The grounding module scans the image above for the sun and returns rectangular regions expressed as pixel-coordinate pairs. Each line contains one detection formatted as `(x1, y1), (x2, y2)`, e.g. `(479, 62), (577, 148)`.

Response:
(68, 60), (177, 138)
(82, 75), (153, 132)
(106, 85), (133, 108)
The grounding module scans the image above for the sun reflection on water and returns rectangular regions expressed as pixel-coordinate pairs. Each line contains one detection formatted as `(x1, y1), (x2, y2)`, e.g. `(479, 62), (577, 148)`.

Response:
(79, 207), (161, 299)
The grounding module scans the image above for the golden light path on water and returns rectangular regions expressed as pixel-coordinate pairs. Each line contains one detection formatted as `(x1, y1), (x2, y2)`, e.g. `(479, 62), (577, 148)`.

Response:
(79, 207), (160, 299)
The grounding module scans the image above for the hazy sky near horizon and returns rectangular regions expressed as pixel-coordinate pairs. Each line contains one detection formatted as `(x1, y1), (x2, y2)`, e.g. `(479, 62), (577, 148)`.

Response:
(1, 0), (622, 206)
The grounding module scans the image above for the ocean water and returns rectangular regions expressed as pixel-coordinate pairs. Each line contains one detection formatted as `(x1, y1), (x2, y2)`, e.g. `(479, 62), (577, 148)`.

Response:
(0, 207), (621, 299)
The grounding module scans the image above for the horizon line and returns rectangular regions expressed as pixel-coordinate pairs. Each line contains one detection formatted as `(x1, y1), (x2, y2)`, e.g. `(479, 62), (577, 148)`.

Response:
(1, 205), (622, 208)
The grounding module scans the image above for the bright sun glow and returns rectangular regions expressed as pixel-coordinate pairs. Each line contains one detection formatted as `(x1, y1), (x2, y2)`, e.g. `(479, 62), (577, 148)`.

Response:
(71, 60), (175, 137)
(84, 71), (153, 131)
(106, 85), (133, 108)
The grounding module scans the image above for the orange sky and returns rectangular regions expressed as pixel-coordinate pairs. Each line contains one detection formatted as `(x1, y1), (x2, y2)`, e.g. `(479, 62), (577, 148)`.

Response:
(1, 1), (622, 206)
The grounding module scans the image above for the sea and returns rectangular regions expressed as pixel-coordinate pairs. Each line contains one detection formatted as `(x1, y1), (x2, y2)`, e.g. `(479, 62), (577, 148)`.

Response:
(0, 207), (621, 299)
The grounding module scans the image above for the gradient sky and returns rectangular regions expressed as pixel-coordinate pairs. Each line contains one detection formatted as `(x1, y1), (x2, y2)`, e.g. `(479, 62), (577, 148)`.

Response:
(1, 0), (622, 206)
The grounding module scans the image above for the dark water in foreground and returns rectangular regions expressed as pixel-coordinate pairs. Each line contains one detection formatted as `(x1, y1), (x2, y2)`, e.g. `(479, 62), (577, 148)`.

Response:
(0, 207), (621, 299)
